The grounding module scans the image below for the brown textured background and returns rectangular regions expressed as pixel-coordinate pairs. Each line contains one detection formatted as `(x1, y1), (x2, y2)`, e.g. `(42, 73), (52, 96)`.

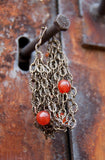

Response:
(0, 0), (105, 160)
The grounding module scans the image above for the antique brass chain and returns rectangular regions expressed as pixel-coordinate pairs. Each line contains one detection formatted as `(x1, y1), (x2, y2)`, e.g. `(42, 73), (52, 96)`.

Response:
(30, 27), (78, 138)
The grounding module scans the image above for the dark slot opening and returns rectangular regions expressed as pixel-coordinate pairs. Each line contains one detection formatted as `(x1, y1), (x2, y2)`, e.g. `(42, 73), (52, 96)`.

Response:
(18, 36), (31, 71)
(19, 37), (30, 49)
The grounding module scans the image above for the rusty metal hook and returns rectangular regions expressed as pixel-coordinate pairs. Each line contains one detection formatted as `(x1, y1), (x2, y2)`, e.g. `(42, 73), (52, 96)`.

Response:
(18, 14), (70, 71)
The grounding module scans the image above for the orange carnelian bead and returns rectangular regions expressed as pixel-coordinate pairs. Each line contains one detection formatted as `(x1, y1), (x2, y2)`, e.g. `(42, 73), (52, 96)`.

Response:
(63, 117), (66, 123)
(45, 52), (50, 57)
(56, 113), (66, 123)
(36, 111), (50, 126)
(60, 113), (66, 123)
(58, 80), (71, 93)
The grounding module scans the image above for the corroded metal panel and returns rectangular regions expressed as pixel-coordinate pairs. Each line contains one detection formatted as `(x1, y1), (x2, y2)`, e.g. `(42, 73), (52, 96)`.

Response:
(79, 0), (105, 49)
(59, 0), (105, 159)
(0, 0), (69, 160)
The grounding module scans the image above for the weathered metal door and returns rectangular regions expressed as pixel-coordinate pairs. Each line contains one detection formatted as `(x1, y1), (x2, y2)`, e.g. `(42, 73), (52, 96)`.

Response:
(0, 0), (105, 160)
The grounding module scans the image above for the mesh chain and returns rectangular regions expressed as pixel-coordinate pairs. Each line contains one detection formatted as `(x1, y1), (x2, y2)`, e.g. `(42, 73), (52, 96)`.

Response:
(29, 27), (78, 138)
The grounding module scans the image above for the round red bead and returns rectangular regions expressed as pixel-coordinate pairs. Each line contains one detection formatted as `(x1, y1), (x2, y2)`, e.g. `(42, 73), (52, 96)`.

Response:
(58, 80), (71, 93)
(36, 111), (50, 126)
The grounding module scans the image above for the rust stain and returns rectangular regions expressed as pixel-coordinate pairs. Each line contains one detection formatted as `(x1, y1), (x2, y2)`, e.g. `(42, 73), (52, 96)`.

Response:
(84, 70), (105, 160)
(83, 103), (105, 160)
(0, 0), (8, 4)
(0, 73), (6, 80)
(59, 0), (105, 159)
(68, 17), (105, 72)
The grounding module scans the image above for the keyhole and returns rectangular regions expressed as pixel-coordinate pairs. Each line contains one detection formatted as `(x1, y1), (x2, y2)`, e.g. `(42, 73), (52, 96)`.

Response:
(18, 36), (30, 71)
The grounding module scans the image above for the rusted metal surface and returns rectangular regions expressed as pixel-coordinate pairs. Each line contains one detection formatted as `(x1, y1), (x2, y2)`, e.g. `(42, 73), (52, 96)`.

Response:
(0, 0), (69, 159)
(79, 0), (105, 49)
(59, 0), (105, 159)
(1, 0), (105, 159)
(0, 0), (8, 5)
